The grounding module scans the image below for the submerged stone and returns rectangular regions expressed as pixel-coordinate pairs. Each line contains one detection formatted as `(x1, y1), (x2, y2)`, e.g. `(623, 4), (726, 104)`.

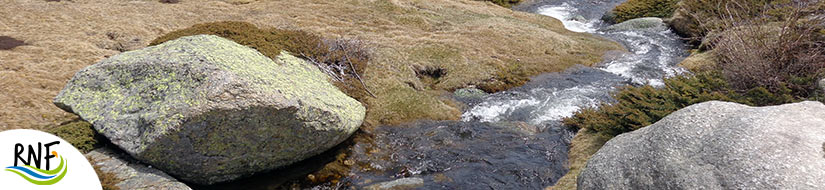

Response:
(54, 35), (365, 184)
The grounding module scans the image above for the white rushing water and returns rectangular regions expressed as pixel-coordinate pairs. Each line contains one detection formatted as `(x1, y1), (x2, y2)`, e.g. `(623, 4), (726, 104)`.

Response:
(536, 3), (598, 33)
(462, 3), (688, 126)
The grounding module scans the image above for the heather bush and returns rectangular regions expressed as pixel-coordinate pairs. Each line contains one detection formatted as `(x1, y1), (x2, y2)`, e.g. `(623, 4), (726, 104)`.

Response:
(562, 71), (801, 136)
(709, 1), (825, 97)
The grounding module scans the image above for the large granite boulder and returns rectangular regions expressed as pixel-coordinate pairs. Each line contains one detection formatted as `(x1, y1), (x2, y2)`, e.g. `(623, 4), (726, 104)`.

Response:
(578, 101), (825, 189)
(55, 35), (365, 184)
(87, 148), (192, 190)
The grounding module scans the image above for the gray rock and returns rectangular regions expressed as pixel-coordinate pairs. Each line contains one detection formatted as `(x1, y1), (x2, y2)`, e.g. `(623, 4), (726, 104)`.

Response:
(578, 101), (825, 190)
(87, 148), (191, 190)
(819, 78), (825, 94)
(55, 35), (366, 184)
(604, 17), (667, 32)
(454, 87), (487, 99)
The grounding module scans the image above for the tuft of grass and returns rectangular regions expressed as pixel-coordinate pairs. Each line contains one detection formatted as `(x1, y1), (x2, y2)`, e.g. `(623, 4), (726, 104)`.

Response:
(547, 128), (611, 190)
(477, 61), (529, 93)
(605, 0), (680, 24)
(46, 120), (103, 153)
(150, 21), (373, 102)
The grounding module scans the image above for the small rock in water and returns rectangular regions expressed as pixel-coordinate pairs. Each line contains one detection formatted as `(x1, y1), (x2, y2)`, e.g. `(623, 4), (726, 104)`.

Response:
(365, 177), (424, 190)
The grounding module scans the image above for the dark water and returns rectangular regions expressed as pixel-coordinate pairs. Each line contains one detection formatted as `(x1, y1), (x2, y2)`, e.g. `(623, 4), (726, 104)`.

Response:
(202, 0), (690, 189)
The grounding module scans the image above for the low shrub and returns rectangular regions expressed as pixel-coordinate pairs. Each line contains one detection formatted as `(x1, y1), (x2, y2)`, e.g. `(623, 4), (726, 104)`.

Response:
(605, 0), (680, 24)
(709, 1), (825, 97)
(151, 21), (374, 101)
(46, 120), (103, 153)
(563, 72), (799, 136)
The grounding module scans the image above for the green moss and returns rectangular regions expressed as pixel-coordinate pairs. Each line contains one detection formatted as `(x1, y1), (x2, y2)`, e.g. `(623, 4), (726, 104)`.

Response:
(606, 0), (679, 23)
(46, 120), (103, 153)
(477, 61), (529, 93)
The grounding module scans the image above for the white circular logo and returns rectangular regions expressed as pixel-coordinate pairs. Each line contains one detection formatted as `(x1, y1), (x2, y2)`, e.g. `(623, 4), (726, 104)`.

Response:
(0, 129), (102, 189)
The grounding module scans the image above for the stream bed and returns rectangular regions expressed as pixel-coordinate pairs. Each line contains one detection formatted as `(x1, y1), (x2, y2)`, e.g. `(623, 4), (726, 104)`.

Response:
(341, 0), (689, 189)
(201, 0), (690, 189)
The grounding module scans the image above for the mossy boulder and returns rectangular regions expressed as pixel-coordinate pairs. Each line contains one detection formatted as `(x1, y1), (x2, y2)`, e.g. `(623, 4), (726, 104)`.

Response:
(54, 35), (366, 184)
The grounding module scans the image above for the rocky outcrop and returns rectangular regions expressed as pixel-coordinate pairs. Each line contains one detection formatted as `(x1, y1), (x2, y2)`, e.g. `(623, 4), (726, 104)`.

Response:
(87, 148), (191, 190)
(55, 35), (366, 184)
(578, 101), (825, 189)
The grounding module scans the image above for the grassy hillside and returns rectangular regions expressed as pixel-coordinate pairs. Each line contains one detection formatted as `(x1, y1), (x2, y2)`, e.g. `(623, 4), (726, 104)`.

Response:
(0, 0), (619, 132)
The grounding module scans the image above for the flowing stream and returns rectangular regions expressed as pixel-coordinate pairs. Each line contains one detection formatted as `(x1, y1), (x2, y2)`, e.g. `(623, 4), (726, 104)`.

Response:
(202, 0), (690, 189)
(341, 0), (689, 189)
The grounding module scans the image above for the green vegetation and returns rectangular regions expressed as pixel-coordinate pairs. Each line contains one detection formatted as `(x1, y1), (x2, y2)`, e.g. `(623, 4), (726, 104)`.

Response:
(563, 72), (800, 136)
(476, 0), (522, 8)
(605, 0), (680, 23)
(553, 1), (824, 189)
(151, 21), (373, 102)
(46, 120), (103, 153)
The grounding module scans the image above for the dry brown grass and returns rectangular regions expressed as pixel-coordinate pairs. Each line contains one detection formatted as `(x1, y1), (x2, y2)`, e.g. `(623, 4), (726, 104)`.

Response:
(545, 128), (611, 190)
(0, 0), (620, 130)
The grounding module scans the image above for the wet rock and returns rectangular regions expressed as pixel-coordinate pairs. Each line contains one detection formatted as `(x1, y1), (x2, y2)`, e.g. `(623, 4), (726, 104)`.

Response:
(453, 87), (487, 99)
(665, 4), (703, 41)
(365, 177), (424, 190)
(55, 35), (365, 184)
(578, 101), (825, 189)
(86, 148), (191, 190)
(604, 17), (667, 32)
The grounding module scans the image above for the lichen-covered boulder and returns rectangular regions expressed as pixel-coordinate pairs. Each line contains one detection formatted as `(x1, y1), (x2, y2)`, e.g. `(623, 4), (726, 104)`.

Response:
(578, 101), (825, 189)
(54, 35), (365, 184)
